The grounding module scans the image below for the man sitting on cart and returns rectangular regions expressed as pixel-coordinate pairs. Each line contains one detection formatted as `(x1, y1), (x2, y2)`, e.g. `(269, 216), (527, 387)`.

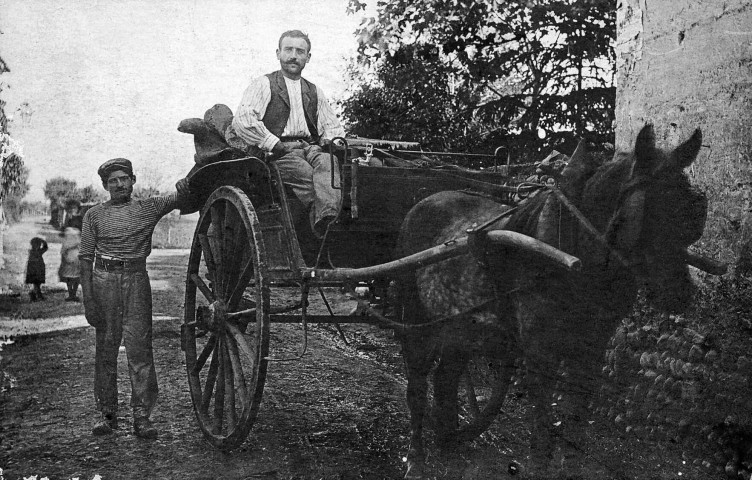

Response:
(225, 29), (345, 238)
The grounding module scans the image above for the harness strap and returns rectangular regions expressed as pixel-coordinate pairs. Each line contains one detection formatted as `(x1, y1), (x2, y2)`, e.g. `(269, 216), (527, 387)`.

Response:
(545, 184), (630, 268)
(366, 298), (498, 331)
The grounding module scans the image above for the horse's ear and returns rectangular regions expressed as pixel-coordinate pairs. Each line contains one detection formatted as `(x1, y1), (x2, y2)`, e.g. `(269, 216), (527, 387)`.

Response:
(669, 128), (702, 170)
(560, 139), (598, 200)
(633, 123), (656, 175)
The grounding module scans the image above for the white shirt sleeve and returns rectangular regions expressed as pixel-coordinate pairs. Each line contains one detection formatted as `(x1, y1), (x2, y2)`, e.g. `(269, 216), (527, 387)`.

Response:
(316, 86), (345, 141)
(231, 76), (280, 152)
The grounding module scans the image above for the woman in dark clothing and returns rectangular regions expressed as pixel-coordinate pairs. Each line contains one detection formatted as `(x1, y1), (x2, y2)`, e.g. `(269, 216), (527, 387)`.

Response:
(25, 236), (48, 301)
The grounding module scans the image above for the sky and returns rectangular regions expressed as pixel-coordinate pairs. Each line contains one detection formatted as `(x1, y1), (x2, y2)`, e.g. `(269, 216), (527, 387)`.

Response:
(0, 0), (366, 201)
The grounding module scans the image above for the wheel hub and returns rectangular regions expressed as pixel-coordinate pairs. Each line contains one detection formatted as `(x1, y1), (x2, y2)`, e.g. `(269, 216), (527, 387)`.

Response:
(196, 301), (228, 331)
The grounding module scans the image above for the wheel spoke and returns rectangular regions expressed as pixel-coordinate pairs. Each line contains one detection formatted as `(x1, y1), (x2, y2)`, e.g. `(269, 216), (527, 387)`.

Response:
(222, 208), (247, 304)
(227, 256), (255, 308)
(190, 273), (215, 304)
(227, 322), (257, 365)
(194, 334), (218, 374)
(226, 332), (249, 412)
(201, 341), (220, 414)
(198, 233), (217, 285)
(222, 336), (238, 428)
(212, 333), (226, 435)
(208, 203), (226, 297)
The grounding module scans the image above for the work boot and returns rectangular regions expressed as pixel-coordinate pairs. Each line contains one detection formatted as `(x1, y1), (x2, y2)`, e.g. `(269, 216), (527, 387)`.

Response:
(92, 413), (118, 435)
(133, 416), (158, 439)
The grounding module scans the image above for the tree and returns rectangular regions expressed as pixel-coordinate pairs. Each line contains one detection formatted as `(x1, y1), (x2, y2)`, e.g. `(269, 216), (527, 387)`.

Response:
(44, 177), (79, 228)
(341, 44), (482, 153)
(2, 164), (29, 223)
(78, 184), (106, 204)
(0, 55), (28, 267)
(344, 0), (615, 164)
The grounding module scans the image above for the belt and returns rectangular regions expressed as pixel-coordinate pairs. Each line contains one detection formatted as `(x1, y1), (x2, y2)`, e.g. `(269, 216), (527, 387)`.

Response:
(279, 136), (313, 143)
(94, 255), (147, 272)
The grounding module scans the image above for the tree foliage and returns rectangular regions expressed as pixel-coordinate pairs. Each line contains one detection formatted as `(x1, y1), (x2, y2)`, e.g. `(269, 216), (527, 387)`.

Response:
(340, 45), (481, 152)
(43, 178), (107, 207)
(2, 164), (29, 223)
(44, 177), (79, 208)
(343, 0), (615, 164)
(79, 184), (107, 204)
(1, 55), (29, 225)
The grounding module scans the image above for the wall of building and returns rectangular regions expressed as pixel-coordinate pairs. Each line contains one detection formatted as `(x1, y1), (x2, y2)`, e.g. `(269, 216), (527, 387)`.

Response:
(615, 0), (752, 268)
(607, 2), (752, 476)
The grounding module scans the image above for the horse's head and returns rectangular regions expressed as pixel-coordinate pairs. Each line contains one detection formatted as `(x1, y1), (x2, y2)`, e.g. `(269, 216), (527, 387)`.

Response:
(582, 124), (706, 313)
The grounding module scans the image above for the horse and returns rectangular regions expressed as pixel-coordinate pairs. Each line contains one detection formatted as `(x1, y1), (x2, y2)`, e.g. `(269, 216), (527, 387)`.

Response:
(393, 124), (709, 478)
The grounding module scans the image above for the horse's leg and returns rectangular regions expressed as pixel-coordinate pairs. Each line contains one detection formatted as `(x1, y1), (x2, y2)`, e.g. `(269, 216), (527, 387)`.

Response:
(524, 352), (561, 474)
(556, 321), (614, 474)
(517, 297), (562, 475)
(401, 331), (434, 479)
(432, 343), (469, 448)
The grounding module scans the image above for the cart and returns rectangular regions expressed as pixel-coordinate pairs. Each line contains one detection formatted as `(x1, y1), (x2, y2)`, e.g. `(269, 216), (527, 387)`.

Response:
(179, 137), (581, 449)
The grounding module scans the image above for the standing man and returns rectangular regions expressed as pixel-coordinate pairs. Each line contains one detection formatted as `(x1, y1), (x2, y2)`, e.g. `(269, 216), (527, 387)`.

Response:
(225, 29), (346, 238)
(79, 158), (190, 438)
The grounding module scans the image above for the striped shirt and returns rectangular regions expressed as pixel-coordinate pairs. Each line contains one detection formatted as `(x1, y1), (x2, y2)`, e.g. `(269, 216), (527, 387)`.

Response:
(228, 74), (345, 152)
(79, 193), (180, 262)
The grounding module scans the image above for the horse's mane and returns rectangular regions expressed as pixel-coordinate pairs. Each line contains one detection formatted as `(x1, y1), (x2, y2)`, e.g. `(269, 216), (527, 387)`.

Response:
(504, 150), (630, 237)
(504, 190), (549, 237)
(580, 152), (635, 231)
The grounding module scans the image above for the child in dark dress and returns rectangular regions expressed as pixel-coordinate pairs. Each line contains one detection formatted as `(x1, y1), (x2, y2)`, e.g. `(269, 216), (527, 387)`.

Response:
(25, 237), (48, 301)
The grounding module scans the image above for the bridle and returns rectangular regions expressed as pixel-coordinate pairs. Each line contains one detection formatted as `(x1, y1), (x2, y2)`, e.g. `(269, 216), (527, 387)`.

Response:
(544, 174), (657, 272)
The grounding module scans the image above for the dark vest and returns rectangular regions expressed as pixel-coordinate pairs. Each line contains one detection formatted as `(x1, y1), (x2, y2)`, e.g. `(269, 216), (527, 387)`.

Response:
(263, 70), (320, 142)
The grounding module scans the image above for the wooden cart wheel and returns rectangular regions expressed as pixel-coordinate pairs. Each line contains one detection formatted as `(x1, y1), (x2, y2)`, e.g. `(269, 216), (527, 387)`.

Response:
(455, 353), (515, 443)
(183, 186), (270, 449)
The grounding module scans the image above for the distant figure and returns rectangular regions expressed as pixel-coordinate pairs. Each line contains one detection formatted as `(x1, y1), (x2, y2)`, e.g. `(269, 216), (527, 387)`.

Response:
(25, 237), (48, 301)
(59, 200), (83, 301)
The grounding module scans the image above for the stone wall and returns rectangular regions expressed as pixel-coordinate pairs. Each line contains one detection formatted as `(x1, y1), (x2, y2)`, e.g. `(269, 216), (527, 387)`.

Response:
(608, 1), (752, 477)
(616, 0), (752, 269)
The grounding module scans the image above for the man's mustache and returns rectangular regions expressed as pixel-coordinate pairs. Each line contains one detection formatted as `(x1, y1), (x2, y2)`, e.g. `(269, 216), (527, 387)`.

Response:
(286, 61), (300, 65)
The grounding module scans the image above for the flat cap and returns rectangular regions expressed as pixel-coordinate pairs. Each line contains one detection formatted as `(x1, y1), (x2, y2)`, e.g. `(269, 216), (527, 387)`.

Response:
(98, 158), (134, 183)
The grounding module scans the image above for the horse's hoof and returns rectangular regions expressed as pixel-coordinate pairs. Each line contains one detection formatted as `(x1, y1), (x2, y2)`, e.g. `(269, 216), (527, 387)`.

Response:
(404, 460), (425, 479)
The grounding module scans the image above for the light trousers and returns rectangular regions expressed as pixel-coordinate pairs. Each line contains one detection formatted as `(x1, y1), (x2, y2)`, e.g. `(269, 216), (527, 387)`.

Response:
(274, 144), (341, 227)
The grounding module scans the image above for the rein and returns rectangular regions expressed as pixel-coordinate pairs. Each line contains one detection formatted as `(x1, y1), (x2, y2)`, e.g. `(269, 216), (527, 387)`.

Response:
(364, 297), (499, 332)
(545, 184), (631, 268)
